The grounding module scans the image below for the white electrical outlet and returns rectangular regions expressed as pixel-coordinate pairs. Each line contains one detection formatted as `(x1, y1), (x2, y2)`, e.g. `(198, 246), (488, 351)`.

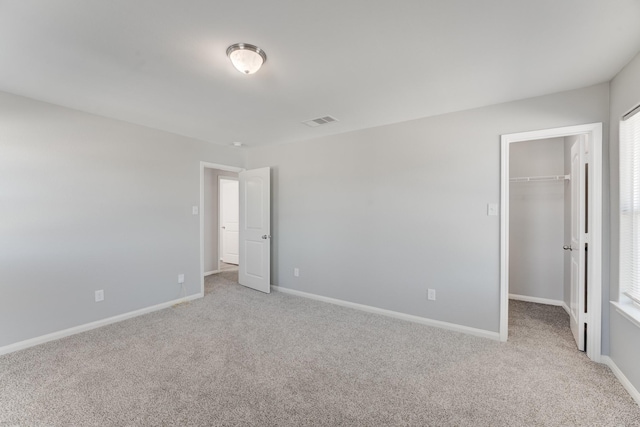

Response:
(95, 290), (104, 302)
(178, 274), (185, 284)
(294, 268), (299, 277)
(427, 289), (436, 301)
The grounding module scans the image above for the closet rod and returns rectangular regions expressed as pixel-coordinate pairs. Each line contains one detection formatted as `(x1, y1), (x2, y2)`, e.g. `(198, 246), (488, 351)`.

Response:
(509, 174), (570, 183)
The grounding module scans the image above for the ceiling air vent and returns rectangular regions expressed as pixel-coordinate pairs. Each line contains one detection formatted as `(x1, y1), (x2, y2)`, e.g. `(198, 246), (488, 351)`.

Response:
(302, 115), (339, 127)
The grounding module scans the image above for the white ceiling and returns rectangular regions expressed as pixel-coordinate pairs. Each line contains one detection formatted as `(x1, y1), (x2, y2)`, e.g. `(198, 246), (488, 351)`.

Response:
(1, 1), (639, 147)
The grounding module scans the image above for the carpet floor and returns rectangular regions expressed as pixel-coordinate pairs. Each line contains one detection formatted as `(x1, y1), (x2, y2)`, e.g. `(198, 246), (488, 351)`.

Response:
(219, 262), (238, 273)
(1, 272), (639, 426)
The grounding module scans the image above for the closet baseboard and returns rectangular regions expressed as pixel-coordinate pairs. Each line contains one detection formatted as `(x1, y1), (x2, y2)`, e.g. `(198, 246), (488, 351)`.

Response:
(509, 294), (570, 314)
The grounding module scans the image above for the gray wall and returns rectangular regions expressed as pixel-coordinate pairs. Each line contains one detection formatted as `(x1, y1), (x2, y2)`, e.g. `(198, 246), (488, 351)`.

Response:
(246, 83), (610, 333)
(609, 52), (640, 390)
(509, 138), (565, 301)
(0, 91), (243, 348)
(203, 168), (238, 273)
(0, 74), (622, 360)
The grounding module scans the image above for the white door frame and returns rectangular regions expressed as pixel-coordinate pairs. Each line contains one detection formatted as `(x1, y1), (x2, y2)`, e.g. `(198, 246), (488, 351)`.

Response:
(200, 162), (243, 297)
(218, 175), (239, 266)
(500, 123), (602, 362)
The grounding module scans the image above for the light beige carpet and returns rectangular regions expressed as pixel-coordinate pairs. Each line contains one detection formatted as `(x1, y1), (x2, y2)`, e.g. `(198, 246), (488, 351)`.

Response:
(219, 262), (238, 273)
(1, 272), (639, 426)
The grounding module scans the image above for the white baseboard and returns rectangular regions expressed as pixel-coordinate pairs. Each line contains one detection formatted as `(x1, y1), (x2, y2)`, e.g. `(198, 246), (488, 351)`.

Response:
(272, 285), (500, 341)
(509, 293), (570, 314)
(509, 293), (563, 306)
(0, 292), (204, 357)
(601, 356), (640, 406)
(204, 270), (220, 276)
(509, 293), (570, 315)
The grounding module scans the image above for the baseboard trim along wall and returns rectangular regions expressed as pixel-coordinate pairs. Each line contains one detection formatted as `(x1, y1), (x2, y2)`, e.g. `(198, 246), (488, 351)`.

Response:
(273, 285), (500, 340)
(204, 270), (220, 276)
(0, 292), (204, 356)
(509, 293), (570, 315)
(601, 356), (640, 406)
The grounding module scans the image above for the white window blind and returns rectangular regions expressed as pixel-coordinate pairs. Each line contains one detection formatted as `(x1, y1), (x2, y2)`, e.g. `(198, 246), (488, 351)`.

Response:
(620, 106), (640, 305)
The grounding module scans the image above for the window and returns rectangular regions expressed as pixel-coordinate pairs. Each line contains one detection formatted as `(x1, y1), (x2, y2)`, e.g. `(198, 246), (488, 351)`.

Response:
(620, 105), (640, 306)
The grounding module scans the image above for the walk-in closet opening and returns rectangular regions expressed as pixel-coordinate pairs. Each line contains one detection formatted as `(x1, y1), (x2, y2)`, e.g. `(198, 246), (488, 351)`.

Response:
(500, 123), (602, 361)
(508, 137), (573, 338)
(509, 138), (569, 304)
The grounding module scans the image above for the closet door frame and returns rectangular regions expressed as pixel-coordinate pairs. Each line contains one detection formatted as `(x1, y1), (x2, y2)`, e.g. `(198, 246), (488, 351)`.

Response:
(499, 123), (602, 362)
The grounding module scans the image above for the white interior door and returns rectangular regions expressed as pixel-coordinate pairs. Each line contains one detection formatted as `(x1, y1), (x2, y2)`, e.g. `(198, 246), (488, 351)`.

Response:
(220, 178), (239, 265)
(238, 167), (271, 293)
(569, 138), (586, 351)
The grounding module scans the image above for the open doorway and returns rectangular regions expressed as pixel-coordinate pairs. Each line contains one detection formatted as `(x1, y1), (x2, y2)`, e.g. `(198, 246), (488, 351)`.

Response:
(500, 123), (602, 362)
(199, 162), (272, 296)
(203, 168), (239, 276)
(508, 137), (568, 309)
(200, 162), (242, 296)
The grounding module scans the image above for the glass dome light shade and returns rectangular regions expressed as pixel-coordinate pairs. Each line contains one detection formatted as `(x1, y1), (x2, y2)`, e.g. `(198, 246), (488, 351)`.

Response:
(226, 43), (267, 75)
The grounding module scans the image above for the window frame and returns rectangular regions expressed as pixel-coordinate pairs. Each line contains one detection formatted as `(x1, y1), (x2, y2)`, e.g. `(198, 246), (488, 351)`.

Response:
(618, 104), (640, 326)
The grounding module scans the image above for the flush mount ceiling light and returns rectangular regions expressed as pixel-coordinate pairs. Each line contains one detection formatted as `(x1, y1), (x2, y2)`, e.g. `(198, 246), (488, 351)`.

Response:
(226, 43), (267, 75)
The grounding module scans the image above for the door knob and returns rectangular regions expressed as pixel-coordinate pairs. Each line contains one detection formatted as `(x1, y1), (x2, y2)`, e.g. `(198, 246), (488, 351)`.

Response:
(221, 226), (226, 229)
(563, 245), (572, 251)
(261, 235), (271, 239)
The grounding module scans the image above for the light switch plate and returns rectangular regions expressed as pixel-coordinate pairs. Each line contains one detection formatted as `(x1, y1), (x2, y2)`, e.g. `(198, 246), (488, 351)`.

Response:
(95, 290), (104, 302)
(487, 203), (499, 216)
(192, 206), (199, 215)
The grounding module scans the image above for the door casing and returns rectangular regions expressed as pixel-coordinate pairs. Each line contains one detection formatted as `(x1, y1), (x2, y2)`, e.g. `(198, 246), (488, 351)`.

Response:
(500, 123), (602, 362)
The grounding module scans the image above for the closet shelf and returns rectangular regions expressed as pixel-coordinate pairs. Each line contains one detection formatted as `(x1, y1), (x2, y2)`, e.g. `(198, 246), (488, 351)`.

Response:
(509, 174), (570, 183)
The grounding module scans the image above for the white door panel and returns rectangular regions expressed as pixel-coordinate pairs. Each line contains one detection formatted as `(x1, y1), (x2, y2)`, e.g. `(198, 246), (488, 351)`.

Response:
(220, 178), (239, 265)
(245, 241), (264, 277)
(239, 167), (271, 293)
(246, 177), (266, 229)
(569, 138), (586, 351)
